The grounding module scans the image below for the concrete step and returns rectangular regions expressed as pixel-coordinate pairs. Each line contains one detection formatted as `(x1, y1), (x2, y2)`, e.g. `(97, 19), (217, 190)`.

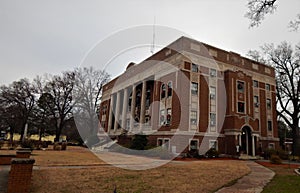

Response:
(239, 154), (261, 160)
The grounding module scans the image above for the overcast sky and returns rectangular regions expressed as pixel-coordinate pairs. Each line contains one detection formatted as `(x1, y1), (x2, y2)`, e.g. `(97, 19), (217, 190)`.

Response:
(0, 0), (299, 85)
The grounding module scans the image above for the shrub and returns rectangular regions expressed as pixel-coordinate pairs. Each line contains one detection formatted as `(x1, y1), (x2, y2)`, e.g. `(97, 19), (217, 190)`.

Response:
(187, 149), (200, 158)
(270, 155), (282, 164)
(264, 148), (289, 160)
(21, 140), (35, 150)
(205, 148), (219, 158)
(41, 141), (49, 148)
(130, 134), (148, 150)
(53, 142), (61, 150)
(61, 142), (67, 150)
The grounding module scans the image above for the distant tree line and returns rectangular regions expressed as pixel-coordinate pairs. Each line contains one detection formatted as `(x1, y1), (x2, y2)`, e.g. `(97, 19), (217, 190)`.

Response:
(0, 67), (110, 144)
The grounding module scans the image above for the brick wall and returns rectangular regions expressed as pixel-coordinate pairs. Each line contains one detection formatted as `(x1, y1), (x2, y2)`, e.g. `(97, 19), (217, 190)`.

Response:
(7, 158), (35, 193)
(0, 154), (16, 165)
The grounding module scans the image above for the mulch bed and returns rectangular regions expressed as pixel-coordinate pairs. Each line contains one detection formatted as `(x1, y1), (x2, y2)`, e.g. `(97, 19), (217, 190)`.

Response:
(256, 161), (300, 169)
(173, 157), (239, 161)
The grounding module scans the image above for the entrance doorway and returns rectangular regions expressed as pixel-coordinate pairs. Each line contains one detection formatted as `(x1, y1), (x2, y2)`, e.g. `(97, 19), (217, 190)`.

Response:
(241, 126), (253, 155)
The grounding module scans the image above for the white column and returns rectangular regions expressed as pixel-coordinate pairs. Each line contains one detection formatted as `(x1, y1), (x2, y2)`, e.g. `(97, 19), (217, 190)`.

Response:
(252, 135), (255, 156)
(122, 88), (128, 129)
(130, 85), (136, 131)
(140, 80), (147, 131)
(107, 95), (115, 133)
(238, 134), (242, 146)
(114, 91), (121, 131)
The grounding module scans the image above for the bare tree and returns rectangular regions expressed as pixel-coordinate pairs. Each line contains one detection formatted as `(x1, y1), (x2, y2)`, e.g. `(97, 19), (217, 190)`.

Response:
(288, 14), (300, 31)
(245, 0), (300, 30)
(245, 0), (277, 28)
(41, 71), (75, 142)
(0, 105), (22, 144)
(0, 79), (36, 141)
(73, 67), (110, 145)
(248, 42), (300, 156)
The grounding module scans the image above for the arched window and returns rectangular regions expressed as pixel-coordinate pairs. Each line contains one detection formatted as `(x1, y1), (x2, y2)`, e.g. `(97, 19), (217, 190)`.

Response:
(167, 82), (172, 97)
(161, 84), (166, 99)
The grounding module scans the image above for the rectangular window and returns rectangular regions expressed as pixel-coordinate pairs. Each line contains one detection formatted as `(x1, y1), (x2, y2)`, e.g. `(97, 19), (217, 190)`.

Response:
(254, 96), (259, 107)
(210, 113), (216, 126)
(266, 83), (270, 91)
(166, 108), (172, 125)
(237, 81), (245, 93)
(190, 111), (197, 125)
(190, 140), (198, 150)
(191, 63), (198, 72)
(237, 102), (245, 113)
(253, 80), (258, 88)
(210, 86), (216, 100)
(209, 140), (218, 150)
(267, 120), (272, 131)
(266, 99), (271, 110)
(268, 143), (275, 149)
(157, 138), (163, 146)
(210, 69), (217, 77)
(163, 138), (170, 150)
(160, 109), (165, 125)
(191, 82), (198, 95)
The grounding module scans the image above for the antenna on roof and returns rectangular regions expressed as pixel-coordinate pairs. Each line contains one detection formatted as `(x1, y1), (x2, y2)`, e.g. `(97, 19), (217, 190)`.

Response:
(150, 16), (156, 54)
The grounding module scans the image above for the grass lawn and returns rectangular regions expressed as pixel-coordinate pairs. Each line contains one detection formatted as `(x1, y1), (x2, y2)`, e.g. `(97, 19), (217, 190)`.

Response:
(257, 161), (300, 193)
(28, 146), (250, 193)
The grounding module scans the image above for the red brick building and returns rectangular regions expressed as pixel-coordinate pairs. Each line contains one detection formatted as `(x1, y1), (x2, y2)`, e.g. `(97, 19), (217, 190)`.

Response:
(99, 36), (279, 156)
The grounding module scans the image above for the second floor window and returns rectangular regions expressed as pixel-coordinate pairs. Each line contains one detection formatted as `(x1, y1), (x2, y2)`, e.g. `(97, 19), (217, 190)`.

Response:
(210, 113), (216, 126)
(266, 84), (271, 91)
(210, 69), (217, 77)
(210, 86), (216, 100)
(237, 81), (245, 93)
(267, 121), (272, 131)
(161, 84), (166, 99)
(191, 63), (198, 72)
(267, 99), (271, 109)
(254, 96), (259, 107)
(237, 102), (245, 113)
(167, 82), (172, 97)
(160, 109), (165, 125)
(253, 80), (258, 88)
(190, 111), (197, 125)
(191, 82), (198, 95)
(166, 108), (172, 125)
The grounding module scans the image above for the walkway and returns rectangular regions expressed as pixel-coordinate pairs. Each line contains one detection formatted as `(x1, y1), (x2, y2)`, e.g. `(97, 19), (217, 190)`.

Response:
(0, 165), (10, 193)
(216, 161), (275, 193)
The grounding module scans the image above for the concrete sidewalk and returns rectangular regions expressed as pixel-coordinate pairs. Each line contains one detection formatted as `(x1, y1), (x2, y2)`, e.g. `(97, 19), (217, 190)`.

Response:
(216, 161), (275, 193)
(0, 165), (10, 193)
